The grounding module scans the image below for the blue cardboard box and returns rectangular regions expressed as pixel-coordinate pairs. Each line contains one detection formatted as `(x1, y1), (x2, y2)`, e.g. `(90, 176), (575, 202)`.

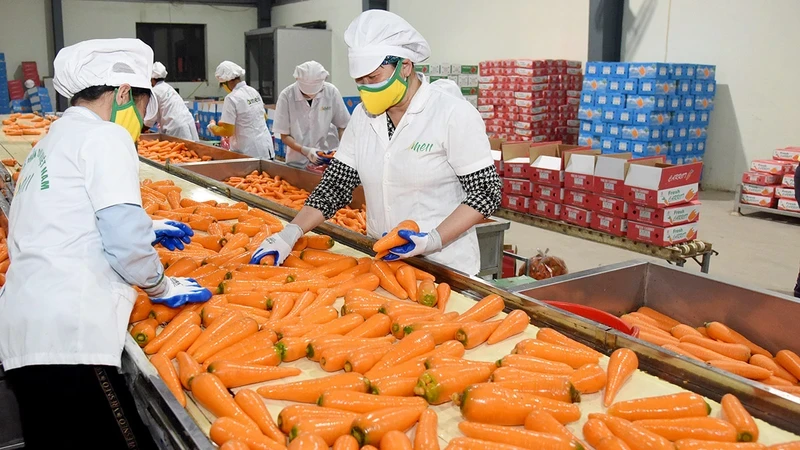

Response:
(692, 80), (716, 95)
(595, 93), (610, 107)
(697, 111), (710, 125)
(0, 52), (5, 62)
(593, 121), (606, 135)
(580, 92), (595, 105)
(578, 134), (602, 149)
(600, 63), (615, 77)
(616, 139), (631, 153)
(672, 111), (688, 125)
(617, 109), (634, 124)
(686, 111), (698, 124)
(674, 126), (689, 140)
(666, 96), (682, 111)
(578, 106), (603, 121)
(611, 63), (628, 78)
(650, 127), (664, 141)
(601, 109), (618, 122)
(626, 95), (666, 111)
(671, 140), (687, 154)
(606, 123), (621, 138)
(583, 78), (608, 92)
(694, 139), (706, 154)
(632, 141), (670, 157)
(608, 94), (626, 109)
(633, 111), (671, 126)
(670, 64), (697, 80)
(676, 80), (692, 95)
(638, 80), (657, 94)
(607, 79), (622, 93)
(653, 81), (677, 95)
(628, 62), (670, 79)
(601, 137), (616, 153)
(580, 120), (593, 134)
(585, 62), (603, 78)
(695, 65), (716, 80)
(621, 79), (639, 94)
(688, 126), (707, 139)
(666, 155), (685, 165)
(663, 126), (677, 140)
(694, 96), (715, 111)
(621, 125), (651, 141)
(681, 96), (695, 110)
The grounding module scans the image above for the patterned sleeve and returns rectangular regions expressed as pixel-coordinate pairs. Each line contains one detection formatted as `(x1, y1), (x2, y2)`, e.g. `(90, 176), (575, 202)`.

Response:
(305, 159), (362, 219)
(457, 166), (502, 218)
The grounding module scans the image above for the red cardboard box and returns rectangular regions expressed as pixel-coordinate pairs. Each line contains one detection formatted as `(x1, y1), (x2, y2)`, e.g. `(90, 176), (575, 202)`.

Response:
(503, 178), (533, 197)
(529, 199), (562, 220)
(778, 198), (800, 212)
(627, 221), (698, 246)
(593, 194), (629, 219)
(751, 159), (793, 175)
(564, 189), (594, 209)
(773, 148), (800, 162)
(532, 183), (565, 203)
(740, 193), (777, 208)
(564, 151), (600, 191)
(593, 154), (634, 197)
(502, 142), (532, 179)
(623, 160), (702, 207)
(490, 138), (504, 174)
(560, 205), (592, 227)
(776, 187), (795, 200)
(528, 142), (591, 187)
(501, 194), (530, 213)
(741, 183), (777, 197)
(742, 171), (780, 186)
(590, 214), (628, 237)
(783, 174), (795, 188)
(628, 201), (700, 227)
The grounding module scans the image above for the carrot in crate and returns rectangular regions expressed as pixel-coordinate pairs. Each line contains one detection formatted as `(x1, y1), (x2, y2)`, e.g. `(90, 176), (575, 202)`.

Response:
(705, 322), (773, 358)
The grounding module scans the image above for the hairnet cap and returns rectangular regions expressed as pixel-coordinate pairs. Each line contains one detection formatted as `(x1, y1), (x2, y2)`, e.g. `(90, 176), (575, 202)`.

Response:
(294, 61), (329, 95)
(344, 10), (430, 79)
(152, 61), (168, 79)
(215, 61), (246, 83)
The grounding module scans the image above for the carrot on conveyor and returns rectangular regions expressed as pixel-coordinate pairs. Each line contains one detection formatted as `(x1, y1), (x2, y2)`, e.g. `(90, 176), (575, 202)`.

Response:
(234, 389), (286, 444)
(672, 440), (767, 449)
(679, 335), (751, 361)
(193, 316), (260, 362)
(277, 405), (358, 435)
(370, 331), (435, 373)
(414, 364), (495, 405)
(458, 421), (581, 450)
(487, 309), (528, 345)
(349, 405), (426, 446)
(370, 260), (408, 299)
(365, 358), (427, 382)
(589, 413), (673, 450)
(176, 351), (202, 390)
(583, 418), (615, 448)
(536, 328), (603, 358)
(320, 342), (393, 372)
(607, 392), (710, 421)
(345, 313), (392, 338)
(445, 437), (531, 450)
(454, 383), (581, 425)
(636, 306), (681, 330)
(635, 417), (738, 442)
(332, 435), (360, 450)
(677, 342), (735, 362)
(290, 416), (354, 446)
(662, 344), (704, 362)
(496, 354), (575, 376)
(395, 265), (418, 301)
(130, 318), (158, 347)
(671, 324), (704, 340)
(369, 377), (418, 396)
(317, 390), (427, 413)
(157, 323), (202, 360)
(144, 309), (201, 354)
(775, 350), (800, 380)
(456, 320), (502, 349)
(403, 321), (465, 345)
(192, 373), (259, 430)
(525, 410), (586, 449)
(489, 366), (567, 383)
(345, 346), (394, 374)
(257, 372), (369, 403)
(512, 339), (599, 369)
(569, 363), (607, 394)
(721, 393), (760, 442)
(436, 282), (451, 312)
(455, 294), (504, 323)
(414, 409), (440, 450)
(596, 436), (633, 450)
(209, 417), (285, 450)
(150, 353), (186, 407)
(208, 361), (301, 388)
(424, 356), (495, 371)
(604, 348), (638, 407)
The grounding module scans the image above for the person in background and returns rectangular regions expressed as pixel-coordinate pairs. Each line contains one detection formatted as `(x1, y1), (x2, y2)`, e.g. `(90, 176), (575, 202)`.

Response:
(208, 61), (274, 160)
(0, 39), (211, 449)
(250, 10), (502, 275)
(144, 61), (199, 141)
(273, 61), (350, 168)
(795, 168), (800, 297)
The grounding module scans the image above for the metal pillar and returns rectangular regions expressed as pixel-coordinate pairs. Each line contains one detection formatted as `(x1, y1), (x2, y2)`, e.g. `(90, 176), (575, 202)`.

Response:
(50, 0), (68, 112)
(257, 0), (272, 29)
(588, 0), (624, 61)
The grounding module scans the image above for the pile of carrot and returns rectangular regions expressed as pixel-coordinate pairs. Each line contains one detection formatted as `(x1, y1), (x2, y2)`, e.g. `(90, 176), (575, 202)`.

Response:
(0, 223), (9, 287)
(224, 170), (367, 235)
(620, 306), (800, 398)
(137, 138), (212, 163)
(1, 113), (51, 136)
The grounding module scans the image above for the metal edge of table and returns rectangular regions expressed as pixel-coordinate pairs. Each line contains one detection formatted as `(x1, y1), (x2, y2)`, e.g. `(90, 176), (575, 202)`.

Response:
(734, 186), (800, 219)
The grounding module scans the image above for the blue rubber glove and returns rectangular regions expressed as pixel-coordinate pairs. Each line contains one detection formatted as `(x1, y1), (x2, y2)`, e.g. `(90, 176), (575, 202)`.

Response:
(145, 277), (212, 308)
(250, 224), (303, 265)
(152, 219), (194, 250)
(383, 228), (443, 261)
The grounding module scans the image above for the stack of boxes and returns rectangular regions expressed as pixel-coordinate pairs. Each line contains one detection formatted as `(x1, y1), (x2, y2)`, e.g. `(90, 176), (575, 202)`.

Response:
(0, 53), (8, 114)
(579, 62), (716, 167)
(477, 59), (583, 144)
(193, 100), (223, 140)
(25, 85), (53, 114)
(416, 63), (479, 107)
(740, 148), (800, 212)
(20, 61), (40, 87)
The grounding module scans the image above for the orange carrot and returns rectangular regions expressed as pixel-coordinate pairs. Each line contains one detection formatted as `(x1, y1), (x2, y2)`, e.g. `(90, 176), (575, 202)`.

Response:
(671, 324), (704, 340)
(766, 443), (800, 450)
(416, 280), (438, 307)
(628, 312), (673, 332)
(333, 435), (360, 450)
(458, 421), (580, 450)
(312, 257), (357, 278)
(403, 321), (464, 345)
(750, 354), (798, 384)
(456, 320), (502, 349)
(583, 418), (615, 448)
(706, 322), (773, 358)
(487, 310), (528, 345)
(490, 377), (580, 403)
(130, 318), (158, 347)
(636, 307), (681, 329)
(345, 313), (392, 338)
(436, 283), (451, 312)
(525, 410), (585, 448)
(257, 373), (369, 403)
(208, 361), (301, 388)
(638, 329), (681, 347)
(277, 405), (358, 435)
(205, 329), (279, 366)
(370, 331), (435, 372)
(284, 254), (316, 269)
(680, 335), (751, 361)
(455, 383), (581, 425)
(608, 392), (710, 421)
(288, 433), (328, 449)
(176, 351), (202, 390)
(192, 373), (258, 429)
(370, 260), (408, 299)
(513, 339), (599, 368)
(589, 413), (673, 450)
(317, 390), (427, 413)
(380, 430), (413, 450)
(229, 347), (284, 366)
(188, 309), (241, 354)
(344, 344), (394, 375)
(414, 409), (439, 450)
(350, 405), (425, 446)
(144, 309), (201, 354)
(569, 363), (607, 394)
(496, 354), (574, 376)
(721, 393), (760, 442)
(365, 358), (427, 382)
(293, 236), (308, 251)
(489, 367), (567, 383)
(456, 294), (504, 323)
(775, 350), (800, 379)
(129, 291), (154, 323)
(634, 417), (738, 442)
(209, 417), (284, 450)
(193, 317), (260, 362)
(300, 249), (350, 266)
(320, 343), (393, 372)
(219, 440), (250, 450)
(234, 389), (286, 444)
(663, 344), (704, 362)
(290, 416), (353, 446)
(604, 348), (638, 407)
(306, 234), (334, 250)
(395, 265), (418, 301)
(708, 359), (772, 380)
(369, 377), (418, 396)
(536, 328), (603, 358)
(596, 437), (632, 450)
(373, 220), (419, 253)
(275, 337), (312, 362)
(307, 336), (393, 362)
(157, 323), (202, 360)
(446, 437), (532, 450)
(150, 353), (186, 407)
(424, 356), (496, 371)
(673, 440), (767, 449)
(677, 342), (736, 362)
(414, 364), (494, 405)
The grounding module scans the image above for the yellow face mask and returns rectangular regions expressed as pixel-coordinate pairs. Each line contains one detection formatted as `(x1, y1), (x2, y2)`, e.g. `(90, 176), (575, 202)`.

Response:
(221, 82), (232, 94)
(110, 89), (144, 142)
(357, 60), (409, 115)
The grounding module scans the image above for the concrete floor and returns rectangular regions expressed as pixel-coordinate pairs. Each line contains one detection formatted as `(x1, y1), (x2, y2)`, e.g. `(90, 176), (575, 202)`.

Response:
(503, 190), (800, 296)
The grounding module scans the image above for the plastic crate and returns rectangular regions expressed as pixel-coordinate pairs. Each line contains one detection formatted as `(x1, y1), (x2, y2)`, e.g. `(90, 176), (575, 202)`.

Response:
(273, 138), (286, 158)
(343, 96), (361, 114)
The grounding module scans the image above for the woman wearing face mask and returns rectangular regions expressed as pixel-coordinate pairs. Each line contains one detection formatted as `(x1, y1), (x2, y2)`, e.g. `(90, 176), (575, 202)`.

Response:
(208, 61), (274, 160)
(273, 61), (350, 168)
(0, 39), (211, 449)
(251, 11), (502, 275)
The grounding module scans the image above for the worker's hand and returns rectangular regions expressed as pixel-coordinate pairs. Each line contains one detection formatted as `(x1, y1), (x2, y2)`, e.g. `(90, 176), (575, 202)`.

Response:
(250, 224), (304, 265)
(146, 277), (212, 308)
(152, 220), (194, 251)
(384, 229), (443, 261)
(302, 146), (322, 165)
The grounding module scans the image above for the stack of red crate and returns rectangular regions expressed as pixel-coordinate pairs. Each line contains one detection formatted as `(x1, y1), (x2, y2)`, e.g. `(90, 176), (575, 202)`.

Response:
(21, 61), (40, 87)
(7, 80), (24, 100)
(478, 59), (583, 144)
(740, 148), (799, 212)
(499, 142), (533, 213)
(527, 142), (593, 222)
(588, 155), (633, 237)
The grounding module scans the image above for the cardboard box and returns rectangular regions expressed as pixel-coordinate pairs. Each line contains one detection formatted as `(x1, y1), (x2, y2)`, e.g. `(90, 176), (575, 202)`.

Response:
(593, 194), (629, 218)
(627, 221), (698, 246)
(782, 174), (795, 188)
(564, 152), (599, 191)
(628, 62), (671, 79)
(501, 194), (530, 213)
(742, 171), (780, 186)
(628, 201), (700, 227)
(741, 183), (776, 197)
(533, 183), (565, 203)
(564, 189), (594, 209)
(561, 204), (593, 227)
(590, 214), (628, 237)
(501, 142), (531, 178)
(740, 193), (777, 208)
(623, 159), (701, 207)
(776, 187), (795, 200)
(778, 198), (800, 212)
(774, 148), (800, 162)
(593, 154), (633, 197)
(529, 143), (592, 187)
(751, 159), (792, 175)
(503, 178), (533, 197)
(490, 137), (505, 174)
(529, 199), (562, 220)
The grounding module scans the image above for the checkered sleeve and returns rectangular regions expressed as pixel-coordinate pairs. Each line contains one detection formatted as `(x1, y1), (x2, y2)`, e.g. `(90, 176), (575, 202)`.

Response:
(305, 159), (362, 219)
(457, 165), (502, 218)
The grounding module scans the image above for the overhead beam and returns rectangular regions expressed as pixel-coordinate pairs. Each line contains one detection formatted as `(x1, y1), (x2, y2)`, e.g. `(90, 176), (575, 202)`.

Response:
(77, 0), (258, 5)
(588, 0), (624, 61)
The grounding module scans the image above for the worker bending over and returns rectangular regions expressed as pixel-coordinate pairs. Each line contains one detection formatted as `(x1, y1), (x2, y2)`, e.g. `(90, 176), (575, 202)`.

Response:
(144, 61), (199, 141)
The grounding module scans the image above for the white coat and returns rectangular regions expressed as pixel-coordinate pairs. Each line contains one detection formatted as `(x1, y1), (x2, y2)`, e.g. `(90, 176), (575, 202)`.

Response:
(335, 75), (493, 275)
(0, 106), (141, 370)
(220, 81), (274, 160)
(273, 82), (350, 166)
(145, 81), (199, 141)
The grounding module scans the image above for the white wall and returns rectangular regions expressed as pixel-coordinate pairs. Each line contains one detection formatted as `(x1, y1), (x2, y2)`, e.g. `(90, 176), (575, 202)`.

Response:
(271, 0), (362, 96)
(61, 0), (257, 99)
(623, 0), (800, 191)
(0, 0), (53, 80)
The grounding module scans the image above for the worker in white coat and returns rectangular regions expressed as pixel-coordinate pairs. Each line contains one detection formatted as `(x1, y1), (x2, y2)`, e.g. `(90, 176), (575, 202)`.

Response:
(251, 11), (502, 275)
(0, 39), (212, 449)
(145, 61), (199, 141)
(208, 61), (274, 160)
(273, 61), (350, 168)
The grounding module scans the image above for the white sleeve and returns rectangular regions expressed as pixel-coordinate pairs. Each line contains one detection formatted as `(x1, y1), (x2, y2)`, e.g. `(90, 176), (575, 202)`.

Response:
(272, 90), (292, 136)
(331, 88), (351, 129)
(80, 127), (142, 212)
(143, 88), (162, 128)
(219, 95), (237, 125)
(333, 106), (362, 168)
(445, 102), (495, 176)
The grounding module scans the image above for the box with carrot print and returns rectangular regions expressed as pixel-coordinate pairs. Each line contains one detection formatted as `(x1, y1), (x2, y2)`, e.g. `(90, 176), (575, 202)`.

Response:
(627, 221), (698, 246)
(628, 201), (700, 227)
(623, 160), (702, 208)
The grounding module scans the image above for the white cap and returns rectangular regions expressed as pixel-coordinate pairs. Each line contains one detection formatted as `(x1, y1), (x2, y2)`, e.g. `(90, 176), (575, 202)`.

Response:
(152, 61), (168, 79)
(54, 38), (157, 119)
(344, 10), (430, 79)
(24, 79), (36, 89)
(293, 61), (329, 95)
(215, 61), (245, 83)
